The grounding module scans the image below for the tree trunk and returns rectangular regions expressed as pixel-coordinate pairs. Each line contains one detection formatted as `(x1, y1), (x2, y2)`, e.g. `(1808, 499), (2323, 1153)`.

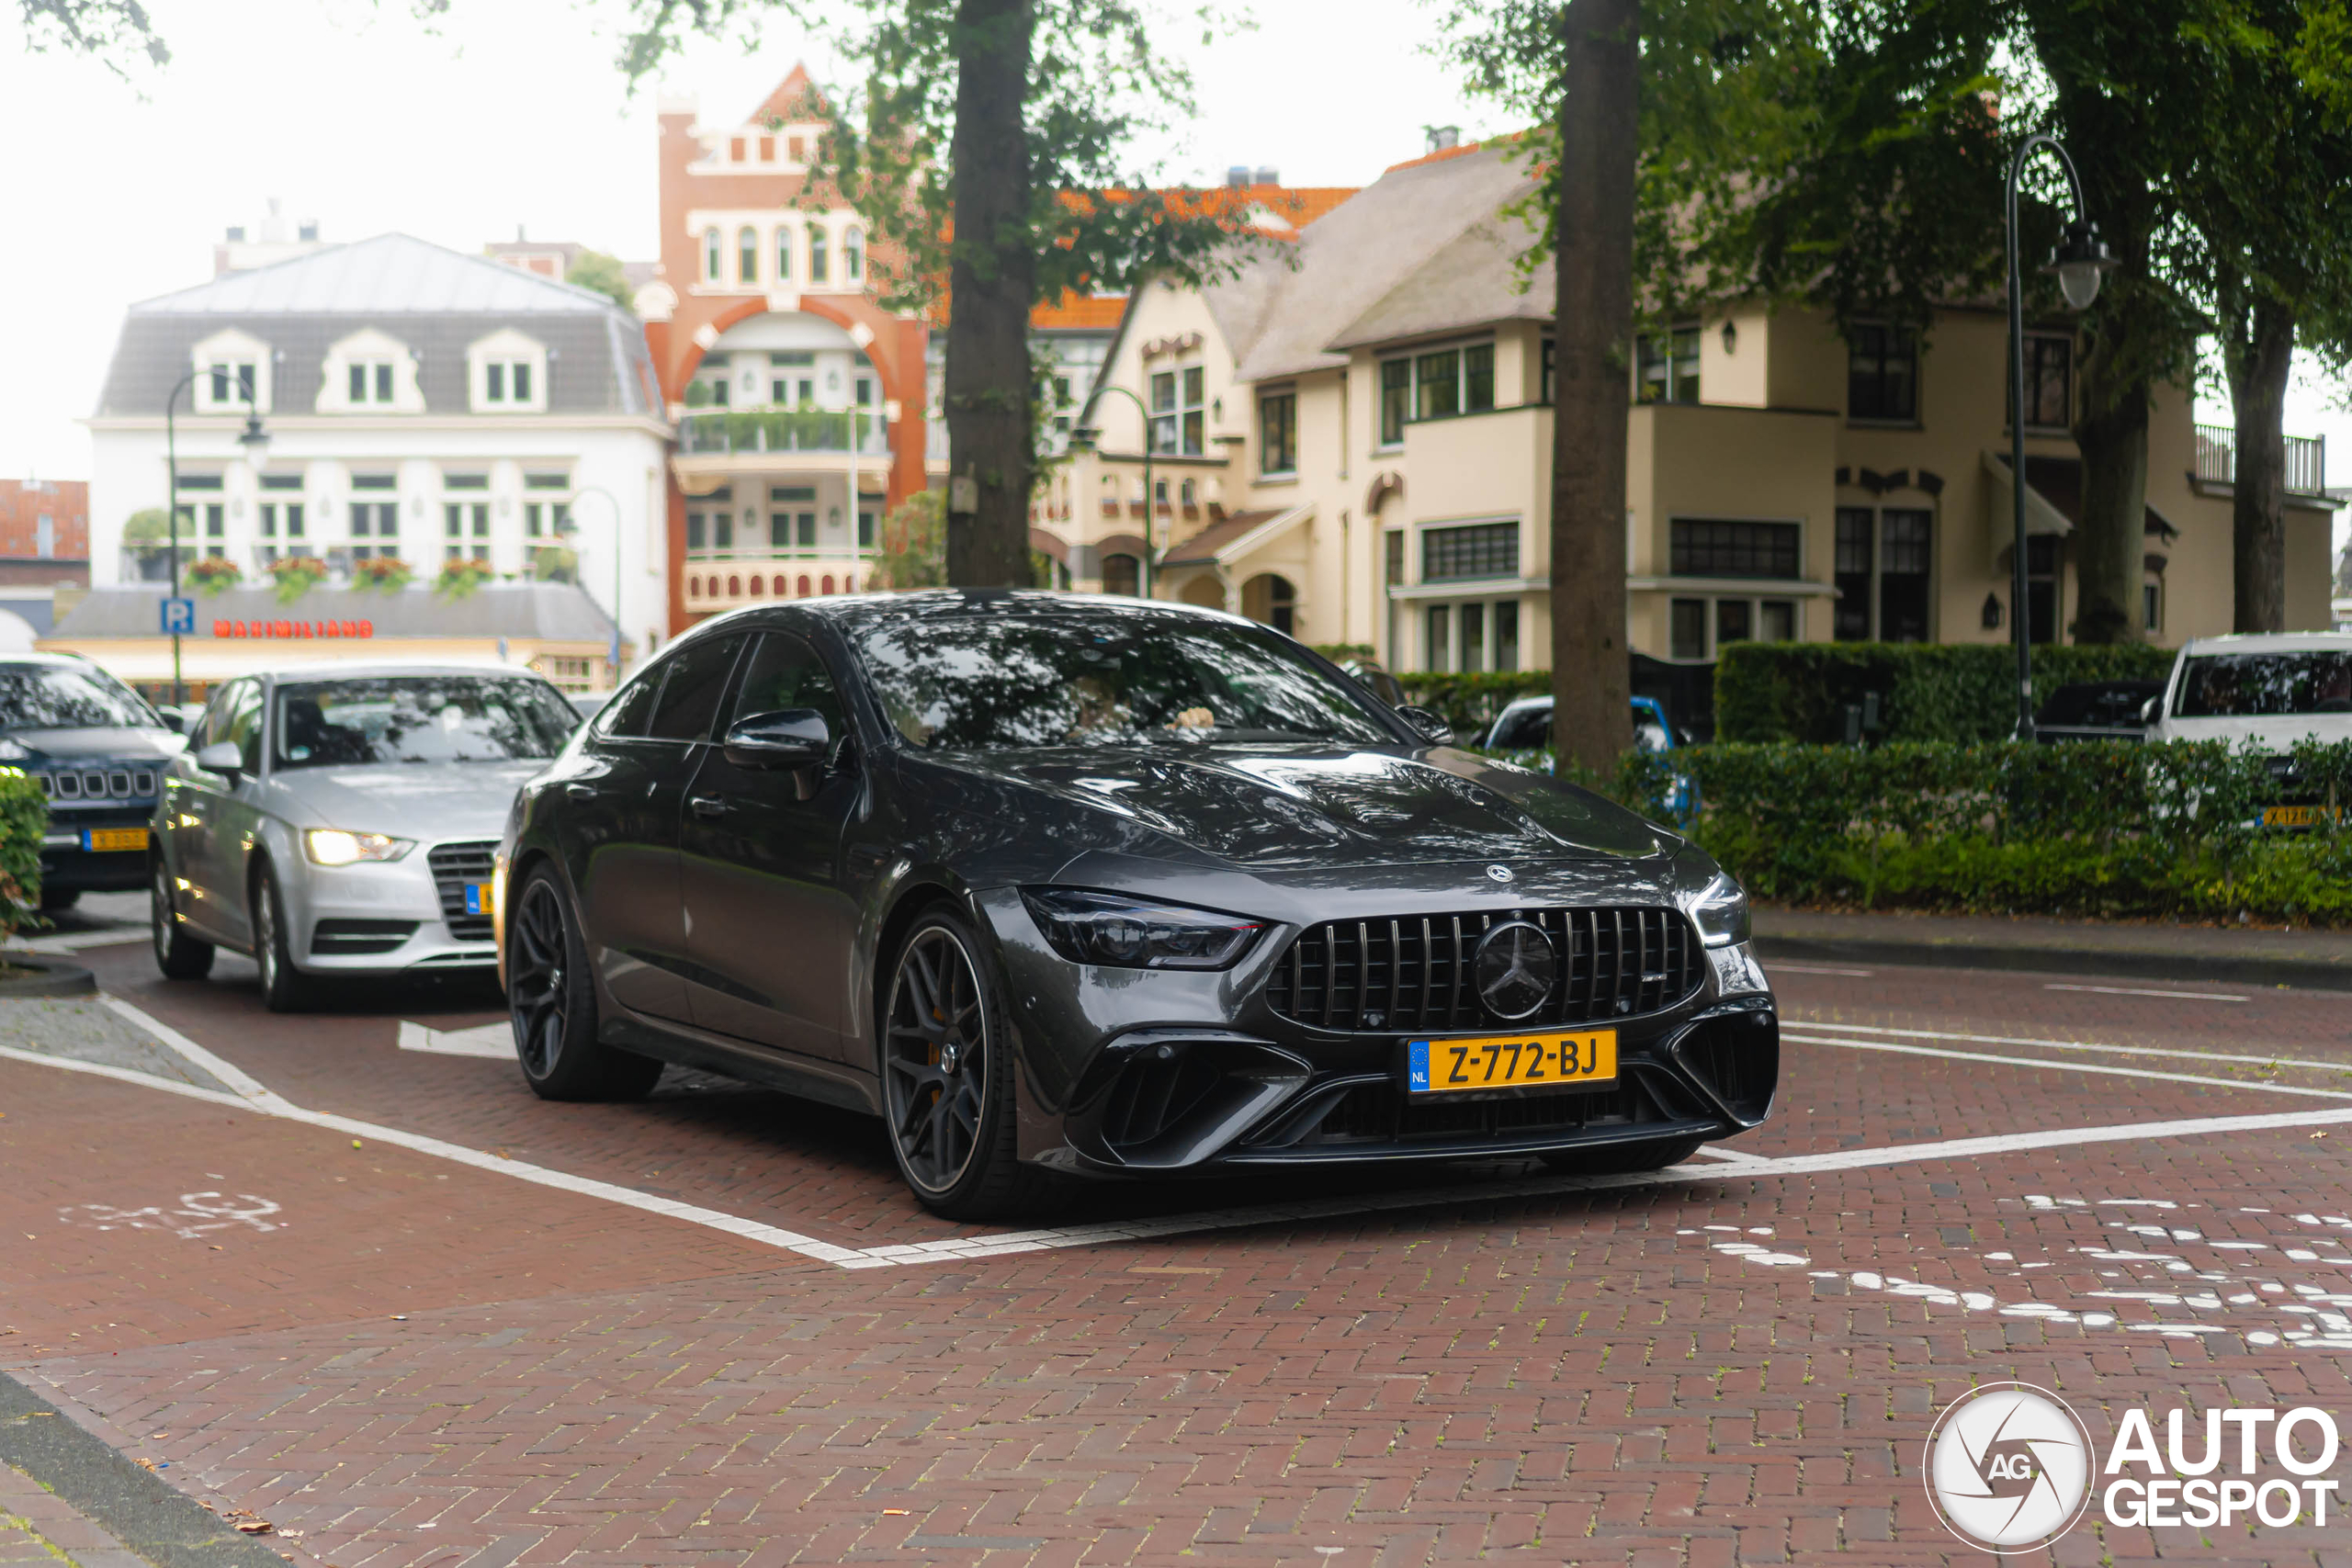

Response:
(2071, 373), (2148, 644)
(1549, 0), (1638, 778)
(943, 0), (1037, 588)
(2223, 290), (2296, 633)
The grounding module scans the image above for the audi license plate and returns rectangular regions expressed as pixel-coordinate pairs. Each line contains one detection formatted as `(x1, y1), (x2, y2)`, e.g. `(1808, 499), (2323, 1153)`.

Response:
(1408, 1030), (1618, 1095)
(463, 882), (489, 916)
(83, 827), (148, 853)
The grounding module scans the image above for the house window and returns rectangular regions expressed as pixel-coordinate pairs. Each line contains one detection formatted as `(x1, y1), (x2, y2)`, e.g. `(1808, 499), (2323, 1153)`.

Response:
(2027, 534), (2060, 645)
(774, 227), (795, 282)
(350, 472), (395, 491)
(704, 227), (722, 283)
(1424, 604), (1452, 672)
(1384, 529), (1405, 589)
(347, 363), (394, 404)
(1259, 389), (1296, 475)
(1384, 344), (1499, 440)
(207, 362), (255, 406)
(523, 470), (570, 491)
(1101, 553), (1139, 596)
(809, 228), (830, 284)
(1422, 521), (1519, 583)
(1417, 349), (1461, 421)
(1636, 325), (1701, 404)
(349, 501), (398, 559)
(858, 507), (876, 549)
(1833, 505), (1932, 641)
(481, 363), (533, 405)
(523, 501), (570, 538)
(1379, 358), (1410, 446)
(258, 502), (303, 544)
(845, 225), (865, 282)
(1669, 519), (1800, 579)
(1540, 337), (1555, 404)
(1670, 598), (1707, 660)
(443, 472), (488, 491)
(2020, 333), (2073, 430)
(1848, 322), (1919, 422)
(1421, 599), (1518, 672)
(443, 502), (490, 562)
(1149, 366), (1205, 456)
(2144, 577), (2163, 633)
(738, 226), (759, 286)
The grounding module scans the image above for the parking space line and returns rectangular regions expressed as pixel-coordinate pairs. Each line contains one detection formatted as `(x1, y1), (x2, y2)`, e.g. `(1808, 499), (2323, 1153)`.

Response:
(2044, 983), (2248, 1002)
(1790, 1019), (2352, 1077)
(1782, 1032), (2352, 1100)
(29, 991), (2352, 1272)
(1764, 963), (1875, 977)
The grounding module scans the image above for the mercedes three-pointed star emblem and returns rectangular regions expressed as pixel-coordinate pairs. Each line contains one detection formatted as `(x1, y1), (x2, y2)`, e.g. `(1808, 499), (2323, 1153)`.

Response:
(1474, 919), (1557, 1021)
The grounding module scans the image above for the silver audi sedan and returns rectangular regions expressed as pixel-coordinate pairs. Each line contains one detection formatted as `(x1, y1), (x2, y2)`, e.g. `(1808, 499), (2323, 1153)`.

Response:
(151, 662), (581, 1010)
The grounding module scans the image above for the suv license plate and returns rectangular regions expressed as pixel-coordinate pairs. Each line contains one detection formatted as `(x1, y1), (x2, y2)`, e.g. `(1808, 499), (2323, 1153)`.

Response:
(1408, 1030), (1618, 1095)
(84, 827), (149, 853)
(2263, 805), (2343, 829)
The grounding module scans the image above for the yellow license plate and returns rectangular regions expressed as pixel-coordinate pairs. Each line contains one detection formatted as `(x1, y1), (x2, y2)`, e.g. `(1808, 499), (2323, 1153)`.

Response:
(2264, 805), (2341, 829)
(83, 827), (149, 853)
(1408, 1030), (1618, 1095)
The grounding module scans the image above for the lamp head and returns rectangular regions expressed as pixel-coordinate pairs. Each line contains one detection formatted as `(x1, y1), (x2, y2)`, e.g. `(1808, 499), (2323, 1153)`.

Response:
(2046, 219), (2118, 310)
(237, 411), (271, 473)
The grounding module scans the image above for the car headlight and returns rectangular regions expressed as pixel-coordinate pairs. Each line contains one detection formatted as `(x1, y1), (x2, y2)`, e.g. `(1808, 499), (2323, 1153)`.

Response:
(304, 829), (413, 866)
(1681, 867), (1750, 949)
(1022, 887), (1265, 970)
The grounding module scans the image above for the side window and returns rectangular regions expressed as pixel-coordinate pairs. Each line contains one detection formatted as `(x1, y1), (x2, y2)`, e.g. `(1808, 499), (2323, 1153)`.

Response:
(729, 632), (846, 738)
(224, 683), (265, 773)
(593, 667), (664, 739)
(648, 634), (747, 742)
(194, 682), (246, 751)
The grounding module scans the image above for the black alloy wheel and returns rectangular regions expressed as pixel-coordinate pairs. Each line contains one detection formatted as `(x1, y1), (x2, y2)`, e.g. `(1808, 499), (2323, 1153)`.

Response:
(880, 910), (1051, 1220)
(505, 867), (661, 1101)
(253, 864), (310, 1012)
(151, 857), (213, 980)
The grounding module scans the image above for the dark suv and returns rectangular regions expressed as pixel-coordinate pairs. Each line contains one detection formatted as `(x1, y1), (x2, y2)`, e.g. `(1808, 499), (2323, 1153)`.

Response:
(0, 657), (182, 908)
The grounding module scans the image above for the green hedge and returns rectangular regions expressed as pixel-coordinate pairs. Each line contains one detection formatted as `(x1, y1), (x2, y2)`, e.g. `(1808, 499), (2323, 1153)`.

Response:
(1716, 642), (2177, 744)
(0, 769), (44, 937)
(1581, 739), (2352, 923)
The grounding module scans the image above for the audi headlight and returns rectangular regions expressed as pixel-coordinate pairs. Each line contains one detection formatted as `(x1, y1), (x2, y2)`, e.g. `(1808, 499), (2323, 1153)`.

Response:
(1022, 887), (1265, 970)
(1681, 867), (1750, 949)
(303, 829), (413, 866)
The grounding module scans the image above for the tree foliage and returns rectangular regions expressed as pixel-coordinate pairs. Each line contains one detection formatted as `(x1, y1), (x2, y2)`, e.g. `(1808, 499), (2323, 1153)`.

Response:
(14, 0), (168, 69)
(564, 248), (637, 311)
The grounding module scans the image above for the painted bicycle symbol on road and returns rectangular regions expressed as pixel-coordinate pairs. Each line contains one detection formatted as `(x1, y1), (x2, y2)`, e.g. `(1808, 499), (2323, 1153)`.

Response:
(59, 1191), (282, 1239)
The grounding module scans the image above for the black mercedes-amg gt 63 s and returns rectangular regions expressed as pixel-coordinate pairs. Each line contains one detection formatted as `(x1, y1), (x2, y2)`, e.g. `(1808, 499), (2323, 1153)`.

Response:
(495, 592), (1778, 1219)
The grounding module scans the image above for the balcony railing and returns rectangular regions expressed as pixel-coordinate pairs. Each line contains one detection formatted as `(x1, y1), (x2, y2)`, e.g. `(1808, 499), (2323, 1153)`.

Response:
(679, 408), (890, 457)
(2194, 423), (2328, 495)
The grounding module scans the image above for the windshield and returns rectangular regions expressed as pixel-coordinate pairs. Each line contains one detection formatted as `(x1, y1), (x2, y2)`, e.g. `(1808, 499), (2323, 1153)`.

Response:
(0, 665), (157, 731)
(848, 604), (1399, 751)
(2173, 653), (2352, 718)
(274, 676), (579, 769)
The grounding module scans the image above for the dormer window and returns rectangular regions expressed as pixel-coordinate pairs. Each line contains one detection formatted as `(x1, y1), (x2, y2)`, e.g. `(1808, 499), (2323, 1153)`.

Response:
(209, 362), (255, 407)
(844, 226), (865, 284)
(467, 328), (548, 413)
(348, 362), (395, 404)
(191, 327), (272, 413)
(483, 362), (532, 403)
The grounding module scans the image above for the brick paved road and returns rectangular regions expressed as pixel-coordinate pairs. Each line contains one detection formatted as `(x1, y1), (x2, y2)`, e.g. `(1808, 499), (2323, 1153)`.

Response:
(6, 935), (2352, 1565)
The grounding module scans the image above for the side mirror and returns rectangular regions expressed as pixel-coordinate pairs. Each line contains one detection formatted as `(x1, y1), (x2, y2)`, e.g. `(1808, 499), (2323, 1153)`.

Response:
(2139, 696), (2162, 727)
(1395, 705), (1454, 747)
(723, 708), (831, 770)
(194, 739), (243, 780)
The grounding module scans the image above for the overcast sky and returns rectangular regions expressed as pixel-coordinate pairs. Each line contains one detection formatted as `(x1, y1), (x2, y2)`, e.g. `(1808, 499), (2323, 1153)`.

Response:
(2, 0), (2344, 559)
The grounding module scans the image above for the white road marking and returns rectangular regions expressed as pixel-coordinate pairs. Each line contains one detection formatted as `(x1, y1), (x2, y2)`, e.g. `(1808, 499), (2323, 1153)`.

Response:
(1690, 1145), (1777, 1165)
(1783, 1032), (2352, 1100)
(2045, 983), (2248, 1002)
(397, 1020), (513, 1060)
(7, 926), (146, 954)
(1762, 963), (1875, 977)
(61, 1192), (281, 1239)
(1790, 1019), (2352, 1078)
(17, 995), (2352, 1270)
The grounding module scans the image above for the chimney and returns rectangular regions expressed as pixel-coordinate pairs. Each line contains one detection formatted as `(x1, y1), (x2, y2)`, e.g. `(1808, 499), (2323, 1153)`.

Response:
(225, 225), (246, 243)
(517, 222), (527, 243)
(1225, 165), (1250, 189)
(1425, 125), (1460, 153)
(298, 219), (318, 242)
(1253, 164), (1278, 186)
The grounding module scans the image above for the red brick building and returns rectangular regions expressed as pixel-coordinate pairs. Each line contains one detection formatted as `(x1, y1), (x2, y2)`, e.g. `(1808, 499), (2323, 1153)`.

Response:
(0, 480), (91, 586)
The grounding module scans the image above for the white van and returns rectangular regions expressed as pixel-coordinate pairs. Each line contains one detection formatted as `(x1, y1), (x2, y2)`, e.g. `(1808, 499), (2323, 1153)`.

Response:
(2146, 632), (2352, 751)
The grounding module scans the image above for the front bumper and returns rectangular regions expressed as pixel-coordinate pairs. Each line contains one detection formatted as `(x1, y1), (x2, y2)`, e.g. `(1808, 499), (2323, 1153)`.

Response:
(978, 886), (1778, 1176)
(284, 837), (500, 974)
(41, 806), (157, 891)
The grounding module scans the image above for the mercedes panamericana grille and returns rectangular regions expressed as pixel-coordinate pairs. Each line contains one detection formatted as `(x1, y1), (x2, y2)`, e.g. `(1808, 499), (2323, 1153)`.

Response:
(498, 592), (1779, 1218)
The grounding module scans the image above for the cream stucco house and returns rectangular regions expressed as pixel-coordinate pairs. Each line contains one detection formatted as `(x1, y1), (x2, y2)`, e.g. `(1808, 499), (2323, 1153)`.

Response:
(1038, 140), (2337, 686)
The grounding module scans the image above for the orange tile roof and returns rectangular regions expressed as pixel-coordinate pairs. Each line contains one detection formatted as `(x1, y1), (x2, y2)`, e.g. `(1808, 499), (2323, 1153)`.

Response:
(1031, 291), (1128, 331)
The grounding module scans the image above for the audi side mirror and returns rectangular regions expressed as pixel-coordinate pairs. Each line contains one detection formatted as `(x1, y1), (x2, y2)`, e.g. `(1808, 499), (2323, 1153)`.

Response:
(1395, 705), (1454, 747)
(194, 739), (243, 781)
(723, 708), (831, 770)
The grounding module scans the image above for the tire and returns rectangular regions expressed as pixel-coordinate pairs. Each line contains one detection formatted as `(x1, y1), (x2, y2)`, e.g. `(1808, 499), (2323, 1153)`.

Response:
(878, 908), (1056, 1222)
(251, 863), (312, 1013)
(151, 856), (214, 981)
(1537, 1134), (1709, 1176)
(504, 865), (662, 1101)
(39, 886), (80, 913)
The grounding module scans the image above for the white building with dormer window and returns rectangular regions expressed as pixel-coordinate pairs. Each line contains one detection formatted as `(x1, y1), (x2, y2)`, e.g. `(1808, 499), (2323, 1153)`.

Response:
(82, 232), (673, 694)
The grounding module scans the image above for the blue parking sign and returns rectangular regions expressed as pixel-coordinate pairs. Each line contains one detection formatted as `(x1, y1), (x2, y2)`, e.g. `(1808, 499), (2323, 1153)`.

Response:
(160, 596), (196, 635)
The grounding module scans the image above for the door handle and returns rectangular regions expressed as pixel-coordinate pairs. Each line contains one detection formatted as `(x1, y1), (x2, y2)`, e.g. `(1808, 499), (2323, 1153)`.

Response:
(564, 783), (600, 801)
(689, 795), (728, 818)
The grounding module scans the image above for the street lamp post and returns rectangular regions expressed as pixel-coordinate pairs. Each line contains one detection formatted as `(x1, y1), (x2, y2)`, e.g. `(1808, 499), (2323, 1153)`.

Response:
(1076, 383), (1157, 599)
(565, 484), (628, 681)
(2004, 131), (2116, 740)
(164, 370), (270, 706)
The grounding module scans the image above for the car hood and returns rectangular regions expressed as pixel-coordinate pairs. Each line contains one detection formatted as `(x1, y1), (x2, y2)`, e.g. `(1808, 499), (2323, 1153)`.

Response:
(267, 761), (538, 840)
(5, 726), (184, 761)
(2158, 714), (2352, 752)
(930, 744), (1675, 872)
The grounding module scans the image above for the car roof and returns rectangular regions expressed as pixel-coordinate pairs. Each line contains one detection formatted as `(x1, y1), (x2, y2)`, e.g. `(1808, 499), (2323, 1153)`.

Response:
(718, 588), (1261, 631)
(256, 661), (557, 683)
(2177, 632), (2352, 656)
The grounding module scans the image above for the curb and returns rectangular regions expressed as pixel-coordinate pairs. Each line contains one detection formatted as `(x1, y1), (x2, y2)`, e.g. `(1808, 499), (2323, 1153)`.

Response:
(1756, 933), (2352, 993)
(0, 954), (97, 998)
